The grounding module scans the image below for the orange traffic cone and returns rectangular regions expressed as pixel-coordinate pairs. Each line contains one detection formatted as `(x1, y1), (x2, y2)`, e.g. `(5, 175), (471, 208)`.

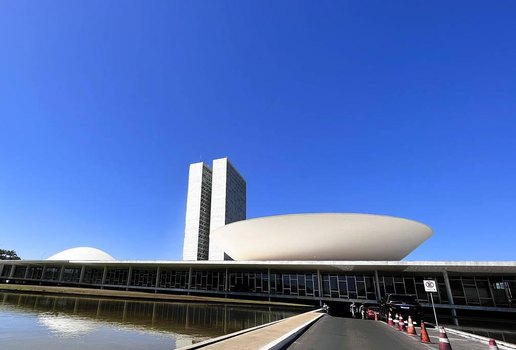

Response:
(420, 321), (431, 343)
(489, 339), (499, 350)
(407, 316), (418, 336)
(388, 312), (394, 326)
(438, 326), (452, 350)
(398, 315), (405, 331)
(393, 313), (399, 327)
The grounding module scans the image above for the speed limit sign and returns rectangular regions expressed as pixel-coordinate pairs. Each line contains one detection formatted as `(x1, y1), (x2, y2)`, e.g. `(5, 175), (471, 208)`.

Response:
(424, 280), (437, 293)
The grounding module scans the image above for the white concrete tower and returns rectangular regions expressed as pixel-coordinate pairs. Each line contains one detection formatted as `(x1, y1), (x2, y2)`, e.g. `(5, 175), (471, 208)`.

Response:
(209, 157), (246, 260)
(182, 162), (212, 260)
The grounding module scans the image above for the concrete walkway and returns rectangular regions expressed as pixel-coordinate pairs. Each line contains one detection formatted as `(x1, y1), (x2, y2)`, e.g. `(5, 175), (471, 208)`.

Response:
(179, 310), (323, 350)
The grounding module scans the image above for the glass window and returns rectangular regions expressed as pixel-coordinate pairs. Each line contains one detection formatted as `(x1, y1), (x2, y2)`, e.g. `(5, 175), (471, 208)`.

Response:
(322, 276), (330, 297)
(63, 268), (81, 283)
(454, 297), (467, 305)
(283, 275), (290, 289)
(357, 281), (366, 298)
(338, 280), (348, 296)
(291, 277), (298, 294)
(306, 278), (314, 295)
(43, 267), (61, 281)
(404, 278), (416, 295)
(105, 268), (128, 285)
(438, 283), (449, 303)
(83, 268), (103, 284)
(476, 281), (491, 299)
(313, 275), (320, 295)
(395, 282), (406, 295)
(464, 285), (480, 305)
(298, 275), (306, 290)
(384, 277), (395, 294)
(347, 276), (356, 292)
(450, 279), (465, 298)
(367, 292), (376, 300)
(13, 266), (27, 278)
(365, 276), (374, 293)
(0, 265), (12, 277)
(330, 276), (338, 291)
(415, 283), (429, 302)
(130, 269), (157, 288)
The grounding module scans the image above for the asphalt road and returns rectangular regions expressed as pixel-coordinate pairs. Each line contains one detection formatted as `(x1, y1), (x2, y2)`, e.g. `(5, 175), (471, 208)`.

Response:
(287, 315), (430, 350)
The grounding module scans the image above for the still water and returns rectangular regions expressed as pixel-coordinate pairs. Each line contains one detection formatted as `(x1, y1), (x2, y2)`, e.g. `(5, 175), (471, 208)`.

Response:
(0, 292), (304, 350)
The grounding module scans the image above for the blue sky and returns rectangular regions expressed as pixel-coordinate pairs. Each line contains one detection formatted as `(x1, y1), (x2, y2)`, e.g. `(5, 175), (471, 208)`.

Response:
(1, 1), (515, 261)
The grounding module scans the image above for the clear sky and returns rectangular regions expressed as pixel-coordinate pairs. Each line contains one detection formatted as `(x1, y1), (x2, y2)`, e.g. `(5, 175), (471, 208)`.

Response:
(1, 1), (515, 261)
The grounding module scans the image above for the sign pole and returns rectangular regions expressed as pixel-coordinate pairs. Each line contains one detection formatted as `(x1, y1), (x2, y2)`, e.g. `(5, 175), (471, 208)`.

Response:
(424, 279), (439, 328)
(430, 292), (439, 328)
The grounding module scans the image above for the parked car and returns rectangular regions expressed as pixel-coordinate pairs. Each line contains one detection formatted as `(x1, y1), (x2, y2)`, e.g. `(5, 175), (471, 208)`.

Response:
(380, 294), (423, 324)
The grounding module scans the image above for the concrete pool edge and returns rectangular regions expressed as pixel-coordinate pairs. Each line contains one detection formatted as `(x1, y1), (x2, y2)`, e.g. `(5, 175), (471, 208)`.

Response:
(177, 309), (326, 350)
(0, 284), (311, 308)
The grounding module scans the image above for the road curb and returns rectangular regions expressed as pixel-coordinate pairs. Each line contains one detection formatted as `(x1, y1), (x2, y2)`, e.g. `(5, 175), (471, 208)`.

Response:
(258, 312), (325, 350)
(444, 328), (516, 350)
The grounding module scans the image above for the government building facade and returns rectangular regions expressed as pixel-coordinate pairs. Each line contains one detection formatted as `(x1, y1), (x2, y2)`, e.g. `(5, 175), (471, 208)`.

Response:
(1, 158), (515, 325)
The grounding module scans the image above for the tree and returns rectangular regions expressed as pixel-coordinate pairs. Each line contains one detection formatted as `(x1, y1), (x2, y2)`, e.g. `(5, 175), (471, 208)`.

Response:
(0, 249), (21, 260)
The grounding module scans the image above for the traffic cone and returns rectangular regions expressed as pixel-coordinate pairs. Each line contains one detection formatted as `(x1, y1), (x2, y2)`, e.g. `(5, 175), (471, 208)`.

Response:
(398, 315), (405, 331)
(489, 339), (499, 350)
(388, 312), (394, 326)
(407, 316), (418, 336)
(393, 313), (399, 327)
(438, 326), (452, 350)
(420, 321), (431, 343)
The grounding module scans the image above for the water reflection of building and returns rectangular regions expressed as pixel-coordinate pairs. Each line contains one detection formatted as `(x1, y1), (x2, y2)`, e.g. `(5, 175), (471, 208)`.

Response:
(38, 314), (100, 337)
(0, 292), (298, 343)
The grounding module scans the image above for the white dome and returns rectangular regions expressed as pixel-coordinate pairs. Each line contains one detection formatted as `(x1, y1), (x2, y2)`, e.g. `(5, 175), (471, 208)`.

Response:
(47, 247), (115, 261)
(211, 213), (433, 261)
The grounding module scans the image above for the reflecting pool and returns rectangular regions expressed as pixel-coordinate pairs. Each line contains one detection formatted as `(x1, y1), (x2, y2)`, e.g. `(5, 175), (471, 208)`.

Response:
(0, 292), (304, 349)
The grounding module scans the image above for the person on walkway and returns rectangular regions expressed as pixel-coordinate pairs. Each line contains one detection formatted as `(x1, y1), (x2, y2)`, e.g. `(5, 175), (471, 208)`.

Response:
(350, 302), (356, 318)
(322, 303), (329, 313)
(359, 304), (365, 319)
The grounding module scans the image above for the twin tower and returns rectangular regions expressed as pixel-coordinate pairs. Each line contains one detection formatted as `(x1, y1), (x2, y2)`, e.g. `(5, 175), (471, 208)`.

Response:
(182, 157), (246, 260)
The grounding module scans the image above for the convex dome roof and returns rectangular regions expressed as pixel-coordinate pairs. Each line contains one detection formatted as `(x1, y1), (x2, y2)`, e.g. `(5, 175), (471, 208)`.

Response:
(47, 247), (115, 261)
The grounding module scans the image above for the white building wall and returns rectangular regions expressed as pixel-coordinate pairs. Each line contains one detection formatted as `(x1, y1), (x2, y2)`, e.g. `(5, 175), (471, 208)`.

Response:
(182, 162), (212, 260)
(209, 158), (246, 260)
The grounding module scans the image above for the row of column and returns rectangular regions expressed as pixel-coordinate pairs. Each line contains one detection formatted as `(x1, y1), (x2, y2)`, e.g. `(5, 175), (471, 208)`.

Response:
(0, 263), (459, 324)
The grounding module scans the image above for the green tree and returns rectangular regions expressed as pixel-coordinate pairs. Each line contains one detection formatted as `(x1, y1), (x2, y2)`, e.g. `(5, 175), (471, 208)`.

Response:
(0, 249), (21, 260)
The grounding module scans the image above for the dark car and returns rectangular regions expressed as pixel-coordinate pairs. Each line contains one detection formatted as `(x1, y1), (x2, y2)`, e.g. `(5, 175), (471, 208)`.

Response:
(380, 294), (423, 324)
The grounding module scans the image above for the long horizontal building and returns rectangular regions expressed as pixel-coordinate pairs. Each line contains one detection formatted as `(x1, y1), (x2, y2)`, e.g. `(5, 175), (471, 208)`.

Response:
(1, 214), (516, 325)
(2, 161), (515, 326)
(1, 252), (515, 325)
